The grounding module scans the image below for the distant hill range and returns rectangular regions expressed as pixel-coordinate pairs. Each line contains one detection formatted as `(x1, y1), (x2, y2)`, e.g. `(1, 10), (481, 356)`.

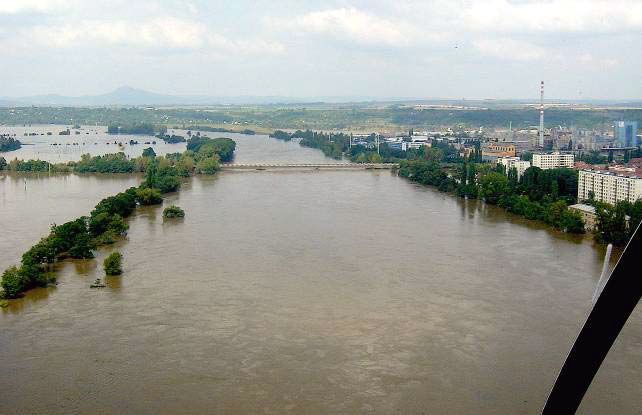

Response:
(2, 86), (641, 108)
(0, 86), (324, 107)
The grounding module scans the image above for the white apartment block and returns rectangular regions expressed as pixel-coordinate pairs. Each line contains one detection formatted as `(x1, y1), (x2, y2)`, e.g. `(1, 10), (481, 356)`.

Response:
(578, 169), (642, 205)
(497, 157), (532, 179)
(532, 152), (574, 169)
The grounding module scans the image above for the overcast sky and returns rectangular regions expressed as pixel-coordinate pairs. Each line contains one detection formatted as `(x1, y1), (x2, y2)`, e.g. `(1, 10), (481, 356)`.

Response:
(1, 0), (641, 99)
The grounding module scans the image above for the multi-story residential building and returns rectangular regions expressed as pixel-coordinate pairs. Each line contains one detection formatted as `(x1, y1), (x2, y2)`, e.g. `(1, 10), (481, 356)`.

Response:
(614, 121), (638, 147)
(532, 152), (574, 169)
(578, 169), (642, 205)
(497, 157), (532, 179)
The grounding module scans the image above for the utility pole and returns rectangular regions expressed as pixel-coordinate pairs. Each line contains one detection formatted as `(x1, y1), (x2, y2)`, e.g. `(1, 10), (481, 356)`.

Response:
(376, 134), (380, 155)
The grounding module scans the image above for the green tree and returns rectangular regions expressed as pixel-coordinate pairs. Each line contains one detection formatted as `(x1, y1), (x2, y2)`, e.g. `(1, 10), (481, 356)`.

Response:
(136, 188), (163, 205)
(175, 156), (195, 177)
(423, 147), (444, 163)
(68, 233), (95, 259)
(479, 172), (508, 204)
(594, 202), (629, 245)
(544, 200), (567, 227)
(143, 158), (158, 189)
(74, 153), (135, 173)
(142, 147), (156, 158)
(196, 156), (220, 174)
(104, 252), (123, 276)
(156, 174), (181, 193)
(1, 266), (24, 298)
(560, 210), (585, 233)
(163, 205), (185, 218)
(507, 167), (518, 189)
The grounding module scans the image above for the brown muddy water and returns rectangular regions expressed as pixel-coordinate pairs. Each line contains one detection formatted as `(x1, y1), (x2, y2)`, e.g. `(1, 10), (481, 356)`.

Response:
(0, 134), (640, 414)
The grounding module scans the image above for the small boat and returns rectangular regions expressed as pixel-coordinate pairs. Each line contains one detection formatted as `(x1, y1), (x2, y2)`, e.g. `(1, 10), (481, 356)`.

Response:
(90, 278), (106, 288)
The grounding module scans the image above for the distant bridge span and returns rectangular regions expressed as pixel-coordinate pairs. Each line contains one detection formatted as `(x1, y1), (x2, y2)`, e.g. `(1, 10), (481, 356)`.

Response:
(220, 163), (399, 171)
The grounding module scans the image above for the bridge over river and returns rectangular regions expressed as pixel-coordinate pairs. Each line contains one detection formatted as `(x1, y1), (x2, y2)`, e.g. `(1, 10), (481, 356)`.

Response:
(220, 163), (399, 171)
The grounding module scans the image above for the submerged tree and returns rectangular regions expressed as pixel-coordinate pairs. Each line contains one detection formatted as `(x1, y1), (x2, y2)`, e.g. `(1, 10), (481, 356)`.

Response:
(103, 252), (123, 276)
(163, 205), (185, 218)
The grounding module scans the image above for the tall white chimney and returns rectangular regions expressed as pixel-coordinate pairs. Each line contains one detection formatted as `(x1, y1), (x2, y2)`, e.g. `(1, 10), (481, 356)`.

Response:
(539, 81), (545, 148)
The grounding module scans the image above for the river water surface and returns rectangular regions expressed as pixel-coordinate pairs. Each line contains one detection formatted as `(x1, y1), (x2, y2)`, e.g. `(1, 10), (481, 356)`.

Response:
(0, 133), (640, 414)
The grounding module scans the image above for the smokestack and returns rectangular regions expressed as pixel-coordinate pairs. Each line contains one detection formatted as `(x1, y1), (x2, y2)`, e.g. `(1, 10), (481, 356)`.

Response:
(539, 81), (545, 148)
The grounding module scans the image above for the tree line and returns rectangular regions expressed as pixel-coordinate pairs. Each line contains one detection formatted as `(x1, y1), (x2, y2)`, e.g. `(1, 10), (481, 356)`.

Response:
(590, 200), (642, 245)
(107, 122), (157, 135)
(0, 137), (236, 177)
(271, 129), (354, 159)
(0, 136), (22, 152)
(399, 158), (586, 234)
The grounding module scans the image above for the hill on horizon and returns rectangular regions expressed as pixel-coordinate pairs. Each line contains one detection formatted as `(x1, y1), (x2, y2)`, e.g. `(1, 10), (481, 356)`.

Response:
(2, 87), (641, 108)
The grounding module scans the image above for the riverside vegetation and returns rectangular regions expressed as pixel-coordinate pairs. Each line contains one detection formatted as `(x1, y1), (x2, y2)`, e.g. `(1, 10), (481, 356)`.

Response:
(0, 137), (236, 299)
(398, 155), (641, 244)
(273, 129), (641, 244)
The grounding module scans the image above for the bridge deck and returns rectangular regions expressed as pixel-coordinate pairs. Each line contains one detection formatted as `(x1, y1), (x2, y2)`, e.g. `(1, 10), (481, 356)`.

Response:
(220, 163), (399, 170)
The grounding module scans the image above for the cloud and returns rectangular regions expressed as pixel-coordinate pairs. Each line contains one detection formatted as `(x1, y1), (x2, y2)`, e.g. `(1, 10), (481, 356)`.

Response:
(28, 17), (206, 49)
(0, 0), (72, 14)
(12, 16), (284, 56)
(270, 7), (414, 47)
(463, 0), (642, 34)
(207, 34), (285, 56)
(473, 38), (549, 61)
(579, 53), (619, 68)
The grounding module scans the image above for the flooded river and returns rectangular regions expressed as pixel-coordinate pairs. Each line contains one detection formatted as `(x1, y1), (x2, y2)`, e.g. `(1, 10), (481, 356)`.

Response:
(0, 133), (640, 414)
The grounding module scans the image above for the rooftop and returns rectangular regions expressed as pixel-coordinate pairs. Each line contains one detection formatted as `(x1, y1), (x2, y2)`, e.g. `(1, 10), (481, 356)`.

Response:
(568, 204), (596, 214)
(581, 168), (642, 179)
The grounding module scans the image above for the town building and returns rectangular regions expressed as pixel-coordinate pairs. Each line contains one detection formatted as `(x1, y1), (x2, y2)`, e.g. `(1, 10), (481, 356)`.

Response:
(408, 136), (430, 149)
(532, 152), (574, 169)
(482, 143), (516, 162)
(386, 140), (406, 151)
(614, 121), (638, 147)
(578, 169), (642, 205)
(497, 157), (531, 179)
(568, 204), (597, 231)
